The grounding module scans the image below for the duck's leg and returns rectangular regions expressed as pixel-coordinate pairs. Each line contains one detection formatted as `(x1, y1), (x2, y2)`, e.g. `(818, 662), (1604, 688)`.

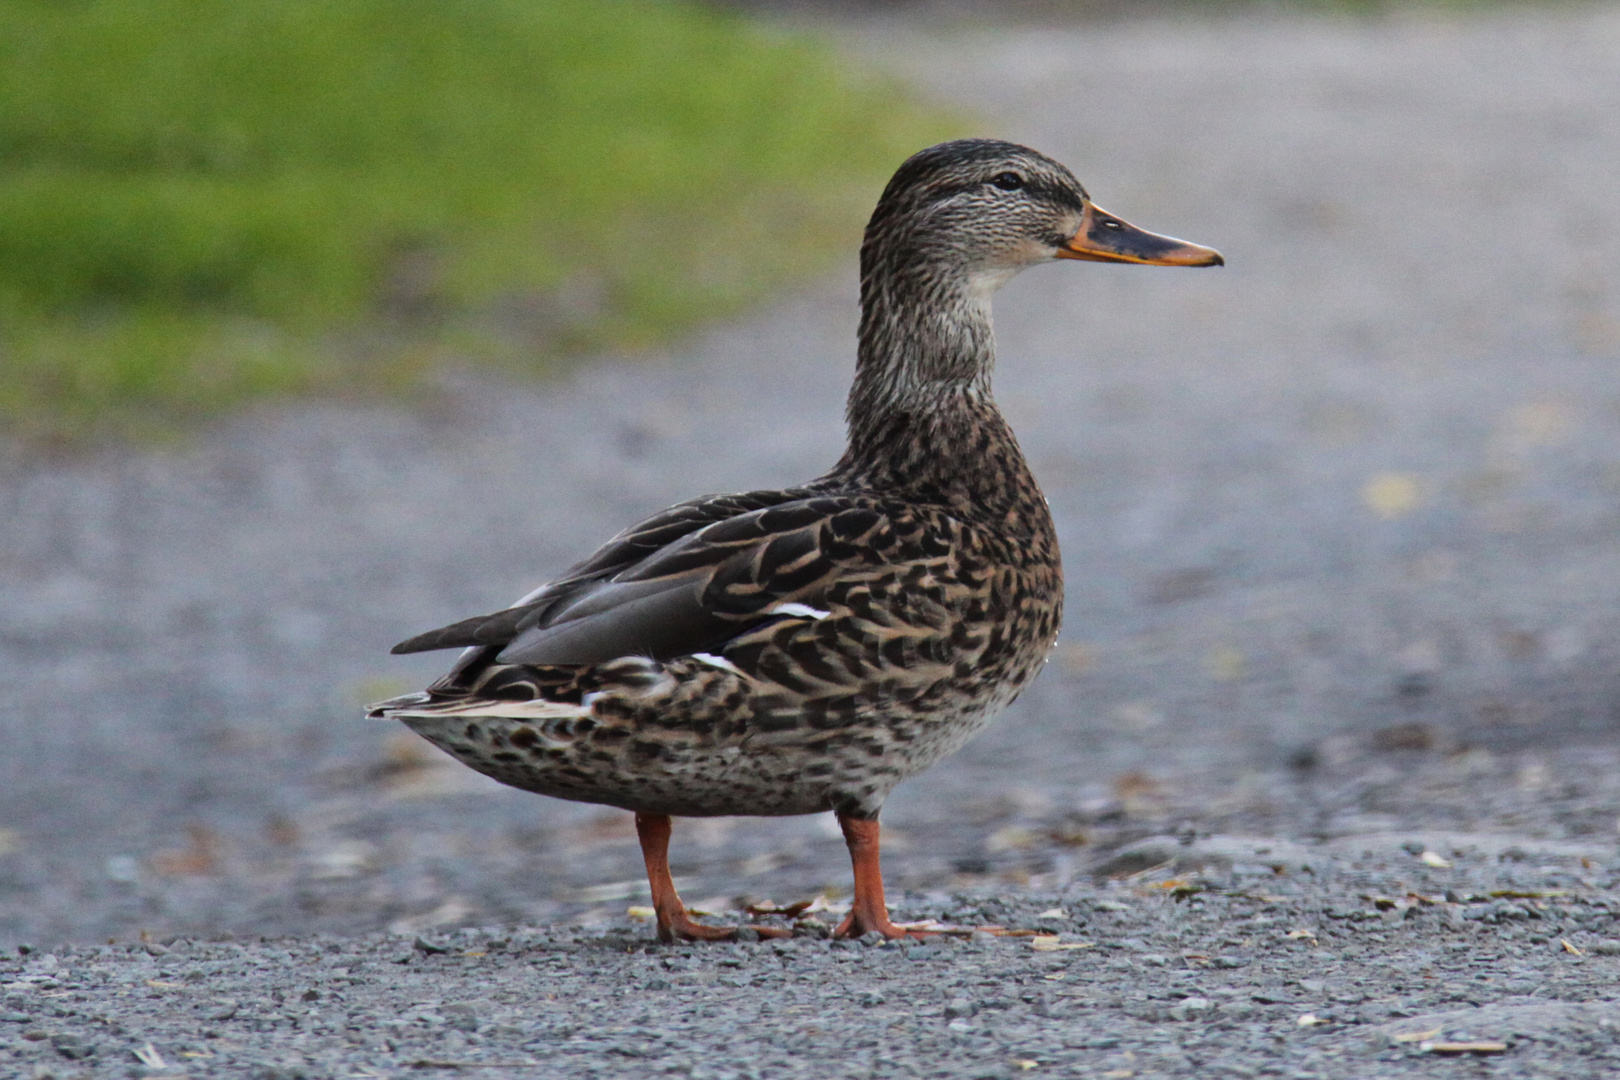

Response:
(833, 813), (932, 940)
(636, 812), (732, 942)
(634, 812), (789, 944)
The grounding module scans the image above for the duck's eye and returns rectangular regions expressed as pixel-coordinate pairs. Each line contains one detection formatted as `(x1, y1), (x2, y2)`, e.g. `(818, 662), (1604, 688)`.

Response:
(990, 172), (1025, 192)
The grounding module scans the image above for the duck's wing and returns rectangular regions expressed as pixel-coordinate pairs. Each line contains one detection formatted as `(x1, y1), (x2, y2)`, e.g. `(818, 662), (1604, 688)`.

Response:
(390, 487), (892, 665)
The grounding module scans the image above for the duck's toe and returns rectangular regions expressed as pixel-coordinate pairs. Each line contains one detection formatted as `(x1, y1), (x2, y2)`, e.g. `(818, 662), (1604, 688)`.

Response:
(654, 906), (793, 945)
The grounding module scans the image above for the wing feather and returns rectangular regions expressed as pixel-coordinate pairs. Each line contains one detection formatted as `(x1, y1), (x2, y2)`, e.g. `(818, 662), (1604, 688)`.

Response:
(390, 487), (810, 655)
(390, 487), (905, 669)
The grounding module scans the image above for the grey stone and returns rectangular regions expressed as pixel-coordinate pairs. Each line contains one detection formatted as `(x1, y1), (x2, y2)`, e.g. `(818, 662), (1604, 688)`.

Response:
(1168, 996), (1213, 1021)
(49, 1033), (94, 1060)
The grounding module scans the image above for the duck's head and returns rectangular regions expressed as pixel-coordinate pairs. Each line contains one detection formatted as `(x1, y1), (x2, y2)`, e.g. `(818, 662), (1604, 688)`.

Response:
(862, 138), (1222, 299)
(848, 139), (1221, 433)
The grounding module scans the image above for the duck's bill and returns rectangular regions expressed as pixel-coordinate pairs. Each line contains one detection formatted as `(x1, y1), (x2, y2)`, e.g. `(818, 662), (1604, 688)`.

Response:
(1056, 204), (1223, 267)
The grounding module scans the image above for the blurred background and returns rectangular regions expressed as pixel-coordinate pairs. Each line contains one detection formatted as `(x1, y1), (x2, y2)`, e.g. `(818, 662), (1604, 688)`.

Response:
(3, 0), (1620, 947)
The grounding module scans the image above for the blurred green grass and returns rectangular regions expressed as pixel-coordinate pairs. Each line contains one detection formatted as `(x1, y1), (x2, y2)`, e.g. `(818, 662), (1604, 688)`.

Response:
(0, 0), (955, 441)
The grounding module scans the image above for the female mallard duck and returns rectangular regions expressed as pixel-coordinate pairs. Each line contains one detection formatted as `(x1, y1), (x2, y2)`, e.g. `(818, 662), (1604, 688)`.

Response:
(371, 139), (1221, 942)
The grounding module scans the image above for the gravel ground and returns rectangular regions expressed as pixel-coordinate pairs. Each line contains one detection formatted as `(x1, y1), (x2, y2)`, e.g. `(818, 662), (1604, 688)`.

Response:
(6, 4), (1620, 1077)
(10, 781), (1620, 1080)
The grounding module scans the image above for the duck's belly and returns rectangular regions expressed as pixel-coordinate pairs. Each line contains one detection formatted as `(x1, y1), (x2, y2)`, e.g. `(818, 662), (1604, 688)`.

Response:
(403, 712), (835, 816)
(400, 679), (1022, 819)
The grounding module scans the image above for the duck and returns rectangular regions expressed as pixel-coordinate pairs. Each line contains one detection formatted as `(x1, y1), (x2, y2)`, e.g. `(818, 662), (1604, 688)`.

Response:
(369, 139), (1221, 943)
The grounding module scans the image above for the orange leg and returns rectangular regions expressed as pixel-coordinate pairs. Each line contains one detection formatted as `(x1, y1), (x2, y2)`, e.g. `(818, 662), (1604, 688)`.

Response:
(832, 813), (933, 940)
(634, 812), (789, 944)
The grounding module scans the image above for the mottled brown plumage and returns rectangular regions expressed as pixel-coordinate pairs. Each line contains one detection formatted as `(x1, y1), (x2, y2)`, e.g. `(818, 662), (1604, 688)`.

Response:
(370, 139), (1221, 941)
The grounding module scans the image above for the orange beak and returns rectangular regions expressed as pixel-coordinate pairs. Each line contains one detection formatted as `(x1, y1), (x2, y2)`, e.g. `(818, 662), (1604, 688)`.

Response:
(1056, 203), (1223, 267)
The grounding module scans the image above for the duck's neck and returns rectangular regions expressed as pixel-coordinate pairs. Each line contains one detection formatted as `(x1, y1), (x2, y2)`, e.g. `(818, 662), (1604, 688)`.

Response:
(837, 261), (1043, 527)
(846, 259), (999, 430)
